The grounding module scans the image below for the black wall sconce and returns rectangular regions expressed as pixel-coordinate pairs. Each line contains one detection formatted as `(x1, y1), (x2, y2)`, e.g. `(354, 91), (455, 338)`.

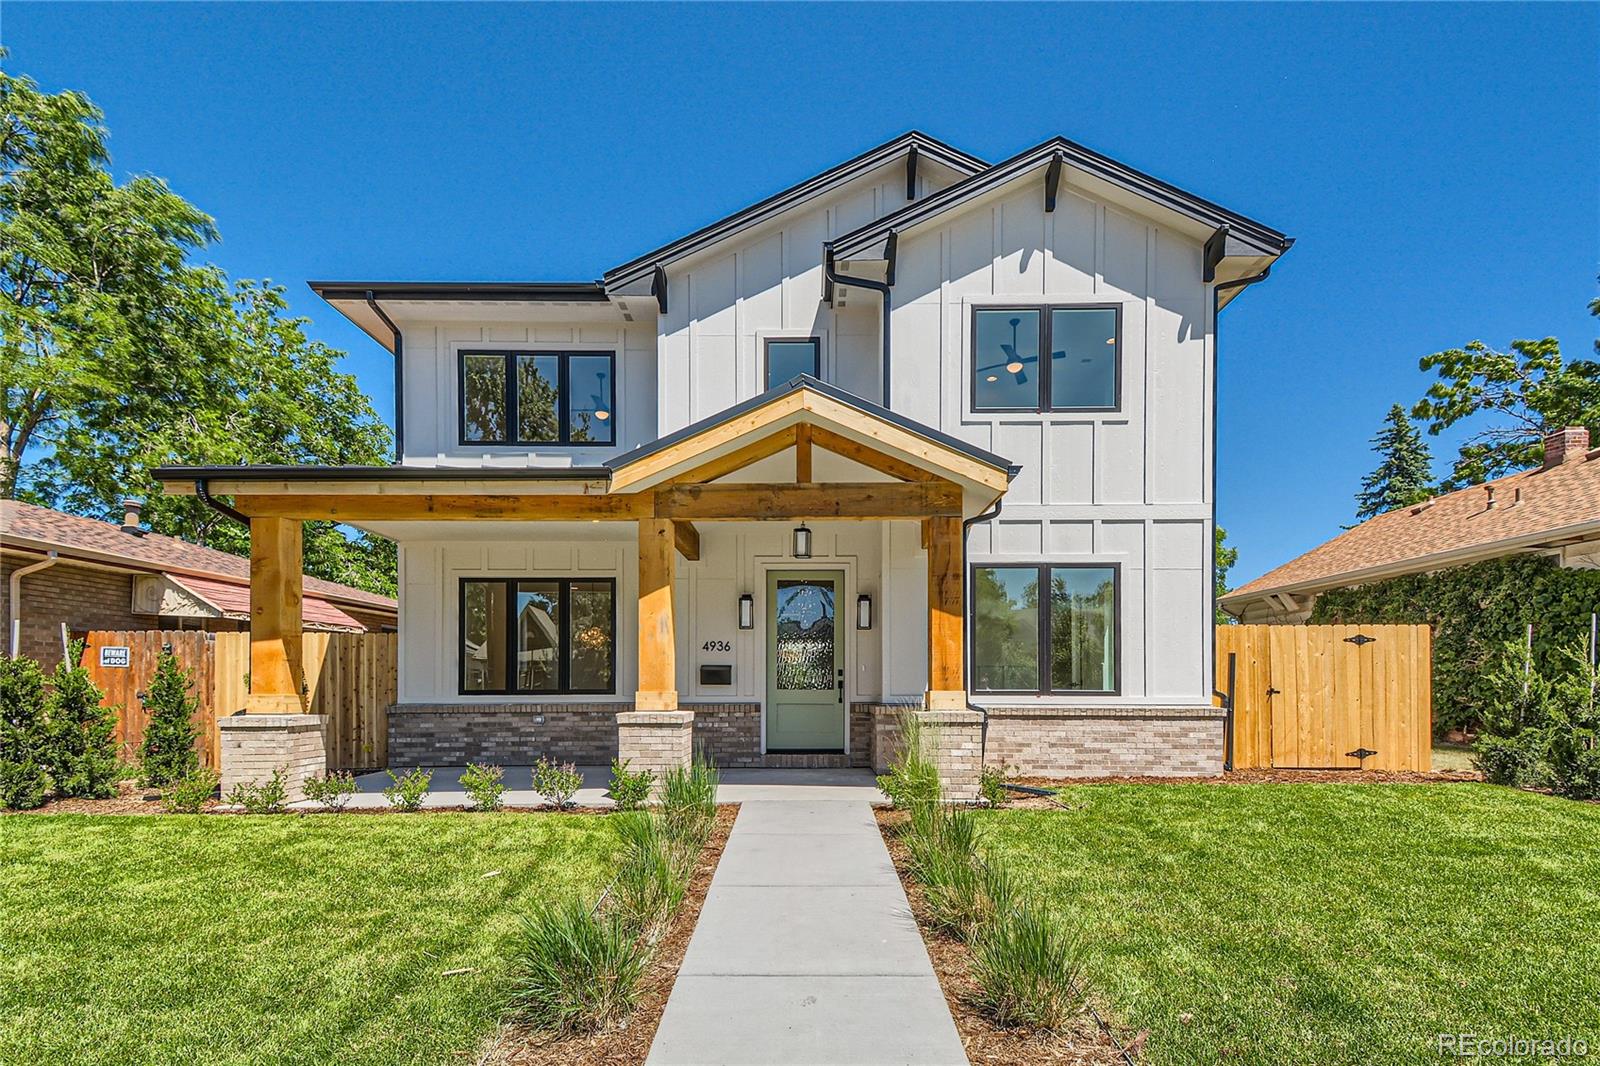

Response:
(738, 593), (754, 630)
(856, 593), (873, 630)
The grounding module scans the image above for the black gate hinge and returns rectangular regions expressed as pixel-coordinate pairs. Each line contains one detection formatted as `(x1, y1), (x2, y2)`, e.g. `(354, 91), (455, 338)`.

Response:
(1344, 634), (1377, 646)
(1347, 747), (1377, 761)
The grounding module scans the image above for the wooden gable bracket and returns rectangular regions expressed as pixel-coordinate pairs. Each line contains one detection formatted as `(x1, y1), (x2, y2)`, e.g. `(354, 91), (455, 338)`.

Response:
(651, 264), (668, 314)
(1203, 225), (1230, 284)
(1043, 151), (1063, 213)
(905, 143), (920, 202)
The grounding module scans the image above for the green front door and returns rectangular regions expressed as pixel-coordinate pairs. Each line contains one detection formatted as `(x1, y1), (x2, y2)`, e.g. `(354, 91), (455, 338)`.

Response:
(766, 569), (844, 751)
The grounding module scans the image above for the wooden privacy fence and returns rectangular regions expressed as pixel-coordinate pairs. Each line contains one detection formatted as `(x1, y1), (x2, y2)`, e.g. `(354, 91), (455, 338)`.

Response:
(1216, 624), (1432, 772)
(81, 630), (397, 772)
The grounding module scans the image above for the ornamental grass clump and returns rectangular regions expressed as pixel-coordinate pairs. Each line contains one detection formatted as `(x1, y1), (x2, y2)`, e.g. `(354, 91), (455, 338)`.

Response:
(969, 904), (1086, 1031)
(905, 804), (1013, 940)
(611, 811), (688, 940)
(507, 897), (649, 1035)
(876, 711), (942, 809)
(660, 752), (718, 849)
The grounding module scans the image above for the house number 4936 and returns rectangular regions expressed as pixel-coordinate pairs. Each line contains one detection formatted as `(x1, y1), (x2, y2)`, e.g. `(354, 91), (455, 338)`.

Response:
(702, 639), (732, 652)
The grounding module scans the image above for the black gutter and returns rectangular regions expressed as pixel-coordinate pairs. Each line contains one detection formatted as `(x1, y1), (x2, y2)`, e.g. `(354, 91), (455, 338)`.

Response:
(194, 480), (249, 527)
(823, 246), (895, 409)
(310, 281), (608, 302)
(366, 291), (404, 461)
(156, 464), (612, 482)
(962, 493), (1005, 721)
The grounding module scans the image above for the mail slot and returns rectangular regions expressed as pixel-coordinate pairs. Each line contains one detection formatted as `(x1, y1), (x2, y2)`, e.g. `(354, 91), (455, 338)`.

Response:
(699, 664), (733, 686)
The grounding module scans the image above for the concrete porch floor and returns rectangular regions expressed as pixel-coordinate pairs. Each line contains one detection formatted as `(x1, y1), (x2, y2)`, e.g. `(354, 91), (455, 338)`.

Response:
(312, 765), (887, 810)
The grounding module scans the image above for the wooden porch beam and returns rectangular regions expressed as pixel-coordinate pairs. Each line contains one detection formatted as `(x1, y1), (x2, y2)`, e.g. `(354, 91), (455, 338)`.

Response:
(809, 426), (938, 482)
(654, 482), (961, 521)
(636, 518), (678, 710)
(248, 516), (306, 713)
(232, 493), (650, 522)
(673, 520), (701, 561)
(656, 426), (799, 489)
(925, 514), (965, 708)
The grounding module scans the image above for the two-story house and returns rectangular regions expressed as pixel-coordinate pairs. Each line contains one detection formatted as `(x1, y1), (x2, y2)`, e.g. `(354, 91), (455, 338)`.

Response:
(156, 131), (1291, 800)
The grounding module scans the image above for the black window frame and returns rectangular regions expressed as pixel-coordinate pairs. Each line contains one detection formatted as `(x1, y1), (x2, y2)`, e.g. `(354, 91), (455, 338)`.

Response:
(457, 577), (618, 696)
(457, 349), (617, 447)
(968, 562), (1121, 696)
(969, 304), (1122, 414)
(762, 336), (822, 389)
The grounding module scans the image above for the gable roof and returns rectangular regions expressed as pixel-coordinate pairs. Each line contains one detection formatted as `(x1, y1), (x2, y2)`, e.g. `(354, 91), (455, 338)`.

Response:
(603, 131), (987, 291)
(1223, 451), (1600, 605)
(0, 499), (395, 614)
(829, 135), (1293, 262)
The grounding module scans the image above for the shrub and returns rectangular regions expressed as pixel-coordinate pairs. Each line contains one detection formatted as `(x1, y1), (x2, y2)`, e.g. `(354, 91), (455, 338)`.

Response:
(460, 762), (505, 811)
(228, 768), (288, 814)
(533, 757), (583, 809)
(877, 712), (942, 809)
(969, 904), (1085, 1031)
(383, 766), (432, 811)
(46, 643), (120, 799)
(139, 651), (200, 787)
(303, 770), (358, 812)
(978, 764), (1010, 808)
(162, 768), (220, 813)
(1475, 641), (1600, 799)
(508, 897), (649, 1034)
(0, 654), (51, 810)
(660, 752), (718, 848)
(611, 811), (688, 939)
(608, 758), (655, 811)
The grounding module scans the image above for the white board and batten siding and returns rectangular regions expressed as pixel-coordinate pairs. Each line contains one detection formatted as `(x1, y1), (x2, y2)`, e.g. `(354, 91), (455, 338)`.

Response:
(882, 180), (1216, 706)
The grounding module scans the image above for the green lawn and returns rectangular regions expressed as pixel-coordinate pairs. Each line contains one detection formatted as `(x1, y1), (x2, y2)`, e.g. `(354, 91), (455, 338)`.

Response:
(981, 784), (1600, 1065)
(0, 814), (620, 1066)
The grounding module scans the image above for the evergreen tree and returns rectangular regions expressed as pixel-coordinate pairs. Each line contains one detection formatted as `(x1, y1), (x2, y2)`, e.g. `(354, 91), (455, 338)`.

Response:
(0, 654), (51, 809)
(1356, 405), (1435, 520)
(46, 642), (120, 799)
(138, 651), (200, 787)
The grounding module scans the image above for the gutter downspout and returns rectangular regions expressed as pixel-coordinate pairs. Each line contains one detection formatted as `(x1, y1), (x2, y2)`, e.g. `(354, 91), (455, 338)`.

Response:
(961, 490), (1008, 724)
(366, 290), (404, 462)
(9, 551), (59, 657)
(824, 240), (895, 408)
(1210, 264), (1272, 771)
(195, 479), (250, 527)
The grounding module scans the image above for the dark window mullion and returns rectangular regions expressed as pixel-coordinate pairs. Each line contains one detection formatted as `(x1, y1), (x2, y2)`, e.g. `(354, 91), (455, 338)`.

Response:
(504, 353), (517, 444)
(1039, 309), (1053, 415)
(557, 580), (571, 691)
(1037, 564), (1050, 694)
(558, 353), (570, 444)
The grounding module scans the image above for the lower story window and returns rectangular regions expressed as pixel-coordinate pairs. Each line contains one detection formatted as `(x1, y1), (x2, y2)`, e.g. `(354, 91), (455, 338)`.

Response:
(971, 564), (1117, 695)
(460, 578), (615, 695)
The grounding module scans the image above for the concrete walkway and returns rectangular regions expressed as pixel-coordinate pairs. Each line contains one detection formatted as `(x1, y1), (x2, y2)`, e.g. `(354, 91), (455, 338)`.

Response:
(647, 799), (968, 1065)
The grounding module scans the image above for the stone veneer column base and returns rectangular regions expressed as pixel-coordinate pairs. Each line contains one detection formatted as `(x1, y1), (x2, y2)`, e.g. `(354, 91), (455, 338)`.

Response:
(616, 710), (695, 784)
(219, 713), (327, 803)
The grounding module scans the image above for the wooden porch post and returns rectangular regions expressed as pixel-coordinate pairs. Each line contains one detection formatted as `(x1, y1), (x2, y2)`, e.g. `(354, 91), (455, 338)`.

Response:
(925, 515), (965, 709)
(247, 516), (306, 713)
(636, 518), (678, 710)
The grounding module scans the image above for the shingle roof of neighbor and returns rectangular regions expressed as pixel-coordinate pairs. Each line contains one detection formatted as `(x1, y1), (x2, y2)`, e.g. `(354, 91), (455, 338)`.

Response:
(1225, 449), (1600, 602)
(0, 499), (395, 614)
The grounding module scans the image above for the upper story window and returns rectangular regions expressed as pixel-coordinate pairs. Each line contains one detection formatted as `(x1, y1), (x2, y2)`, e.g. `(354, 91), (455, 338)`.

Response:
(764, 337), (821, 389)
(971, 306), (1119, 412)
(459, 350), (615, 446)
(971, 564), (1119, 695)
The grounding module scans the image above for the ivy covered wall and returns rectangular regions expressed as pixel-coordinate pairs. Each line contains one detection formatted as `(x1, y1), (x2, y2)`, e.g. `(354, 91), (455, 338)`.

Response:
(1310, 555), (1600, 736)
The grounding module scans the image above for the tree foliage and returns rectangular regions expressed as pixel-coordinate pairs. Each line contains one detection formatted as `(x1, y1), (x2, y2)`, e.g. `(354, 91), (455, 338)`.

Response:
(138, 651), (200, 788)
(45, 642), (119, 799)
(1214, 526), (1238, 625)
(1311, 554), (1600, 736)
(1354, 404), (1434, 520)
(1412, 305), (1600, 489)
(0, 62), (395, 595)
(0, 653), (50, 809)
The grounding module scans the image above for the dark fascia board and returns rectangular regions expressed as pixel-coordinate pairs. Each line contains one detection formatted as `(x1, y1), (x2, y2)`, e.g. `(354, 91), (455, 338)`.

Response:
(310, 281), (609, 302)
(605, 374), (1015, 480)
(155, 464), (612, 483)
(830, 136), (1293, 260)
(603, 131), (987, 290)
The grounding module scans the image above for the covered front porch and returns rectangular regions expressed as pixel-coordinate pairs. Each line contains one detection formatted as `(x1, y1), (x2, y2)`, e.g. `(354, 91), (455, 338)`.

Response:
(155, 378), (1014, 800)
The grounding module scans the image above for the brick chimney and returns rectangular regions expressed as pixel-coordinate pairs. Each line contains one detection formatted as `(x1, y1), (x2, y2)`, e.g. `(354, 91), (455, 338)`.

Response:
(121, 498), (145, 535)
(1543, 426), (1591, 470)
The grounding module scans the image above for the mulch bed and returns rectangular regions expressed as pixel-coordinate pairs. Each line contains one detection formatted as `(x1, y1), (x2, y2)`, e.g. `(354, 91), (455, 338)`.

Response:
(1012, 766), (1482, 791)
(477, 803), (739, 1066)
(14, 779), (170, 815)
(875, 808), (1130, 1066)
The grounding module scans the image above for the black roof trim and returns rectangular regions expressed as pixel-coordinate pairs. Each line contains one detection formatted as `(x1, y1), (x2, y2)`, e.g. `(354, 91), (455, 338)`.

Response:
(155, 465), (611, 482)
(603, 131), (986, 289)
(606, 375), (1014, 479)
(830, 136), (1293, 260)
(310, 281), (609, 302)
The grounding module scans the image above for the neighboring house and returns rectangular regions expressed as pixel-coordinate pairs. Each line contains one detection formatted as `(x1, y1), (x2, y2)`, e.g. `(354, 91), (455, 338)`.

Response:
(1223, 426), (1600, 622)
(1, 499), (396, 664)
(154, 130), (1291, 797)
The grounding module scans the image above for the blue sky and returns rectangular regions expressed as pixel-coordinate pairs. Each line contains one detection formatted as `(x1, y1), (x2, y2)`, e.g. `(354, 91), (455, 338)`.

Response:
(4, 3), (1596, 584)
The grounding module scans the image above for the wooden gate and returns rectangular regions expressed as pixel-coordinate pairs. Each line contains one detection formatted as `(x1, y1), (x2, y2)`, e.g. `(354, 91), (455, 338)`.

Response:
(1216, 624), (1432, 772)
(82, 630), (396, 772)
